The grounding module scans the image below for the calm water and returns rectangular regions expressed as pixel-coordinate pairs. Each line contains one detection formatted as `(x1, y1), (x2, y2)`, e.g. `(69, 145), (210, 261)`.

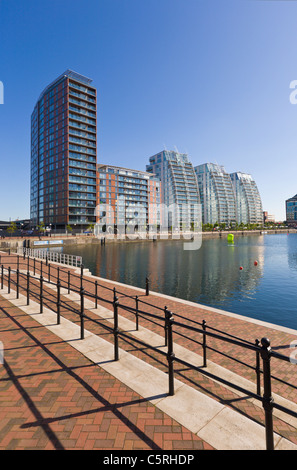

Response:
(64, 233), (297, 330)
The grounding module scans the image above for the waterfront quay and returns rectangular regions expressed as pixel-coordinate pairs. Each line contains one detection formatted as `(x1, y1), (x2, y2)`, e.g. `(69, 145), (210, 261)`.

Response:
(1, 228), (296, 252)
(1, 252), (297, 450)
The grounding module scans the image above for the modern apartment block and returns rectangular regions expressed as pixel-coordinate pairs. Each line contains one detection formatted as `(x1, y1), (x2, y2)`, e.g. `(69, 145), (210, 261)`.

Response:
(194, 163), (237, 226)
(96, 164), (161, 233)
(263, 211), (275, 224)
(230, 172), (263, 225)
(286, 194), (297, 225)
(30, 70), (97, 232)
(146, 150), (200, 230)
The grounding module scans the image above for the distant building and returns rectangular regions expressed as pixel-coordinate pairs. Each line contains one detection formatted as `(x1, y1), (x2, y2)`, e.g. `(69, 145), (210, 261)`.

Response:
(31, 70), (97, 232)
(286, 194), (297, 225)
(263, 212), (275, 223)
(146, 150), (200, 230)
(194, 163), (236, 226)
(230, 172), (263, 225)
(96, 164), (161, 233)
(0, 219), (31, 231)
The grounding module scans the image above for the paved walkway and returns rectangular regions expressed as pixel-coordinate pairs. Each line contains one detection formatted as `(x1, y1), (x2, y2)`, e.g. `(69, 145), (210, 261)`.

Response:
(1, 252), (297, 449)
(0, 294), (210, 450)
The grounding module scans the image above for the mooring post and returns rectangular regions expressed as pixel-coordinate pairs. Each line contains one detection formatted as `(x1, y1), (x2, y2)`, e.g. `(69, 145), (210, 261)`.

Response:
(146, 276), (149, 296)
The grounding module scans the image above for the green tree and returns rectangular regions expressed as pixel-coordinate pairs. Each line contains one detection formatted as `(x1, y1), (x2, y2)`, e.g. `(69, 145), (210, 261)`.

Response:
(37, 222), (46, 234)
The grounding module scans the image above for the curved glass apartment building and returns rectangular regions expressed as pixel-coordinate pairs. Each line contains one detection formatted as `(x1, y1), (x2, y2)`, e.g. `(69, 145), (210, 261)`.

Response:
(194, 163), (236, 226)
(146, 150), (200, 230)
(230, 172), (263, 225)
(30, 70), (97, 232)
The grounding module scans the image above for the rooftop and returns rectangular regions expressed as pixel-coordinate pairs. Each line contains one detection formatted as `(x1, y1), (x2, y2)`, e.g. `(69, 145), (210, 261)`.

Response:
(37, 69), (94, 101)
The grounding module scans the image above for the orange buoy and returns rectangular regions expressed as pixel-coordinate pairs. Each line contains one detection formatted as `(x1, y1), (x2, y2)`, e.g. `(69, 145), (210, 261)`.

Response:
(239, 266), (243, 270)
(254, 261), (258, 266)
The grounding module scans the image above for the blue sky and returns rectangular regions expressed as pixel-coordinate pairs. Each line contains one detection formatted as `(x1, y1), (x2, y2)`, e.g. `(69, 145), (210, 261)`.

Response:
(0, 0), (297, 221)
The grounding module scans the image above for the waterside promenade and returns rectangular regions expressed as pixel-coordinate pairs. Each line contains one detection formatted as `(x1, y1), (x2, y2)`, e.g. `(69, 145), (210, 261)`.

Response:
(1, 252), (297, 450)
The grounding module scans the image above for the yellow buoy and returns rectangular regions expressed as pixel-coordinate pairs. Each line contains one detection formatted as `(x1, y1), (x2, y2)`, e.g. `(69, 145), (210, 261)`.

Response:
(227, 234), (234, 243)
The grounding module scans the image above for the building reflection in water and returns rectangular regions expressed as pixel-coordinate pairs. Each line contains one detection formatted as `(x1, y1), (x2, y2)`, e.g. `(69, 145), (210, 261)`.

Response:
(68, 236), (265, 310)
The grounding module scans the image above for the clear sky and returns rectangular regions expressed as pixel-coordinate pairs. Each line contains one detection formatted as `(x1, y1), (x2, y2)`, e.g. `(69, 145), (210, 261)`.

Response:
(0, 0), (297, 221)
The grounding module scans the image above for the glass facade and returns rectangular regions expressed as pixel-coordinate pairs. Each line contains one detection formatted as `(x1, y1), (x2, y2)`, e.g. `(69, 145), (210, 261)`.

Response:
(286, 194), (297, 224)
(195, 163), (236, 225)
(96, 165), (161, 233)
(146, 150), (200, 229)
(30, 70), (97, 230)
(230, 172), (263, 225)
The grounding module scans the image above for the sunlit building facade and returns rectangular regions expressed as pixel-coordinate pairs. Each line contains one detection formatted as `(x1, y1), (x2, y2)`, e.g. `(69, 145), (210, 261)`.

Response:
(96, 164), (161, 233)
(30, 70), (97, 231)
(230, 172), (263, 225)
(286, 194), (297, 225)
(146, 150), (200, 230)
(194, 163), (236, 226)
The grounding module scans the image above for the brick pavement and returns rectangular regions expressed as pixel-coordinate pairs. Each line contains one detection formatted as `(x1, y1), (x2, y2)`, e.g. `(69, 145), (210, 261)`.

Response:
(1, 252), (297, 447)
(0, 294), (211, 450)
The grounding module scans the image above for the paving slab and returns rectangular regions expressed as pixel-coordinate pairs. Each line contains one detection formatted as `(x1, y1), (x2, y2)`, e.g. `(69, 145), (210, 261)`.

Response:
(1, 285), (296, 450)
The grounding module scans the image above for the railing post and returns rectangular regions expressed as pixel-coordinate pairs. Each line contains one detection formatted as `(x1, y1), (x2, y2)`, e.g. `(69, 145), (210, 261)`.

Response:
(57, 266), (60, 284)
(202, 320), (207, 367)
(113, 295), (119, 361)
(260, 337), (274, 450)
(8, 266), (11, 294)
(80, 264), (84, 290)
(40, 275), (43, 314)
(33, 258), (36, 276)
(16, 268), (19, 299)
(68, 270), (70, 294)
(27, 271), (30, 306)
(146, 276), (149, 296)
(80, 287), (84, 340)
(48, 263), (51, 283)
(1, 265), (3, 290)
(40, 260), (43, 278)
(135, 295), (139, 331)
(57, 280), (61, 325)
(255, 339), (261, 396)
(165, 309), (175, 396)
(95, 280), (98, 309)
(164, 306), (168, 347)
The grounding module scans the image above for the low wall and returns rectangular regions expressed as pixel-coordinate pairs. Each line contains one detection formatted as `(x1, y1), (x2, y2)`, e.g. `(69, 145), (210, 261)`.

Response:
(1, 228), (296, 251)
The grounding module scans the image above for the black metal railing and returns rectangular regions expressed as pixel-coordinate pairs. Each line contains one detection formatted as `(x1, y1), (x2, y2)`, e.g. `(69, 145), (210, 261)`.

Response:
(0, 251), (296, 450)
